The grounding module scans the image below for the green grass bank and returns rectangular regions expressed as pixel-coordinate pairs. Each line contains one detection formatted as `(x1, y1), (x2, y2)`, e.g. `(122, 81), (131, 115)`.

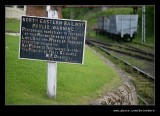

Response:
(5, 34), (122, 105)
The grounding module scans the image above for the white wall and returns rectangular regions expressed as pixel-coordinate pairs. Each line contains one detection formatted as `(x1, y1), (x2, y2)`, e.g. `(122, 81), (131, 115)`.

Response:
(5, 7), (25, 20)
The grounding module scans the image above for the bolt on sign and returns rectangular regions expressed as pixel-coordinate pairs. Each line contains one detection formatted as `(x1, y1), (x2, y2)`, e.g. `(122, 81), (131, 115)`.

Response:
(19, 16), (87, 64)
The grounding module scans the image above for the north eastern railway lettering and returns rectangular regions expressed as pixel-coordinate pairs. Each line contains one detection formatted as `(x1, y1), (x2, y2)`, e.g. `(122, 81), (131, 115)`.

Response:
(19, 16), (87, 64)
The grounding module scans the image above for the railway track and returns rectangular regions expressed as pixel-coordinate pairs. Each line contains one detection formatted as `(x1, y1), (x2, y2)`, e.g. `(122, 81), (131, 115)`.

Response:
(123, 43), (154, 54)
(87, 39), (154, 57)
(86, 39), (154, 80)
(86, 39), (155, 105)
(132, 41), (154, 49)
(86, 39), (154, 62)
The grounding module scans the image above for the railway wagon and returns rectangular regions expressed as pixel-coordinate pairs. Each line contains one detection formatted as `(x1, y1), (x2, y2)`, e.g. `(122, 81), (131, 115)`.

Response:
(98, 15), (138, 42)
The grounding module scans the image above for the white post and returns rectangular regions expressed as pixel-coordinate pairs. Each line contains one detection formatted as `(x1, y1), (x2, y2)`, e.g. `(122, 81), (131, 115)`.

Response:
(47, 61), (57, 98)
(24, 5), (27, 15)
(130, 15), (132, 38)
(46, 6), (58, 99)
(46, 5), (50, 12)
(121, 15), (123, 38)
(142, 5), (145, 43)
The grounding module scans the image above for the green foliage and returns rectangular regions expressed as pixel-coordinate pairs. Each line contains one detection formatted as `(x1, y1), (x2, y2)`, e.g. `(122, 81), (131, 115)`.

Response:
(62, 6), (154, 46)
(66, 7), (133, 40)
(62, 7), (72, 19)
(5, 35), (122, 105)
(137, 6), (154, 37)
(62, 7), (91, 19)
(134, 6), (154, 45)
(6, 19), (20, 32)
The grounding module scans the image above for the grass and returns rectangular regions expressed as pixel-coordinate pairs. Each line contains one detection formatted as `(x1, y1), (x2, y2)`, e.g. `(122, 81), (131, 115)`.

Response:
(5, 34), (123, 105)
(132, 36), (155, 47)
(91, 45), (155, 105)
(133, 74), (155, 105)
(6, 19), (20, 32)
